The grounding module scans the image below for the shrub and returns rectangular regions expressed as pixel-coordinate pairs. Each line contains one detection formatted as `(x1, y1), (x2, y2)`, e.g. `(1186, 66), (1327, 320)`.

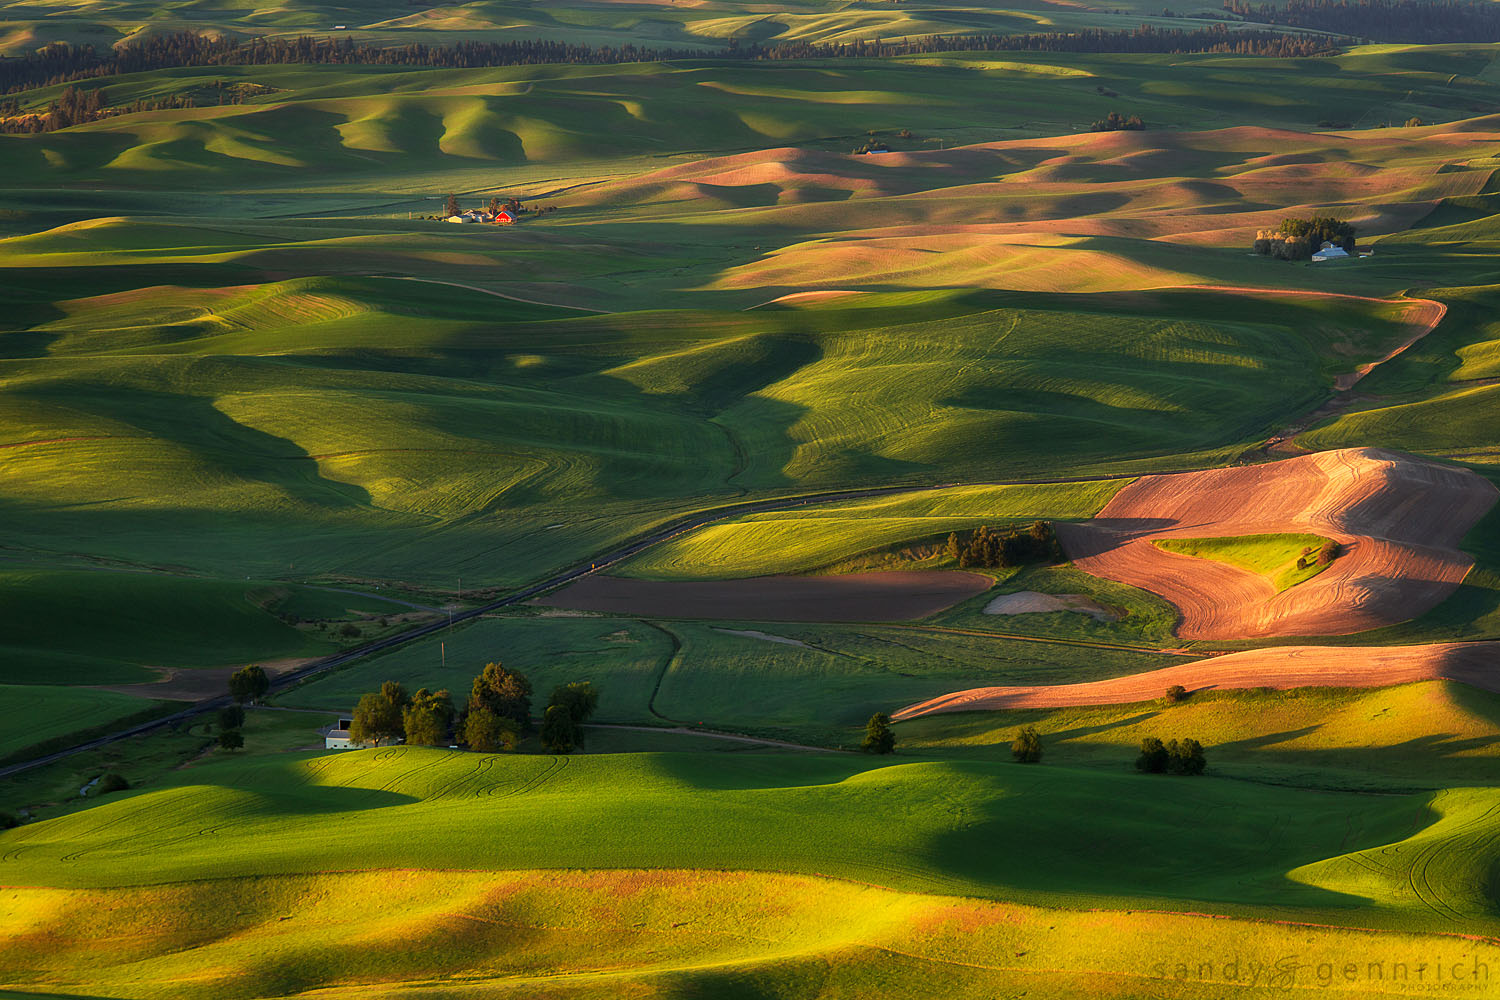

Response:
(1136, 737), (1168, 773)
(1168, 738), (1207, 775)
(339, 622), (362, 638)
(1011, 726), (1043, 763)
(98, 773), (129, 795)
(217, 730), (244, 751)
(1163, 685), (1188, 704)
(862, 713), (896, 754)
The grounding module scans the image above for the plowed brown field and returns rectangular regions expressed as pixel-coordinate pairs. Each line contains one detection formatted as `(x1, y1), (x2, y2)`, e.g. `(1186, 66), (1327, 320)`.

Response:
(1055, 448), (1497, 640)
(893, 641), (1500, 719)
(532, 570), (992, 622)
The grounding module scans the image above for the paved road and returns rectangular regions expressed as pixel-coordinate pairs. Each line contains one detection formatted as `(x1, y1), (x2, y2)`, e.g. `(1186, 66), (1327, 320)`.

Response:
(0, 465), (1222, 780)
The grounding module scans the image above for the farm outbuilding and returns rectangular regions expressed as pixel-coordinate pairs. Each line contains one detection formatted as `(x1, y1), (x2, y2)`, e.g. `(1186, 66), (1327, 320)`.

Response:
(325, 718), (356, 749)
(1312, 242), (1351, 262)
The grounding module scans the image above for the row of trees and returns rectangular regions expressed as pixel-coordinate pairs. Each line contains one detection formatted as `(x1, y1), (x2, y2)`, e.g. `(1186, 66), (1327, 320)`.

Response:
(1253, 216), (1356, 260)
(946, 521), (1063, 569)
(1224, 0), (1500, 42)
(347, 664), (599, 754)
(1, 26), (1349, 95)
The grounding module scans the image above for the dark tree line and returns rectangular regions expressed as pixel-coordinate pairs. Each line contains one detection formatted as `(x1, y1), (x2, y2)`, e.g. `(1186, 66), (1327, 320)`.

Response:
(1225, 0), (1500, 43)
(345, 664), (598, 754)
(1091, 111), (1145, 132)
(1, 26), (1349, 96)
(1253, 216), (1356, 260)
(946, 521), (1063, 569)
(1136, 737), (1207, 775)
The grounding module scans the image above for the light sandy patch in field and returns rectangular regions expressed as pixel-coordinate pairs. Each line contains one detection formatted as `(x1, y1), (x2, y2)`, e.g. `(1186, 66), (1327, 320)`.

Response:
(712, 627), (811, 648)
(983, 591), (1115, 621)
(533, 571), (991, 622)
(1055, 448), (1498, 640)
(893, 641), (1500, 718)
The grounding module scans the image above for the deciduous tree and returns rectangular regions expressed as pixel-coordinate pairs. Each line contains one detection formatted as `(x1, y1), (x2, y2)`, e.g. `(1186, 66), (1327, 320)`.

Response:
(350, 681), (410, 746)
(540, 704), (579, 753)
(403, 687), (455, 746)
(463, 706), (518, 752)
(1136, 737), (1168, 773)
(228, 665), (269, 705)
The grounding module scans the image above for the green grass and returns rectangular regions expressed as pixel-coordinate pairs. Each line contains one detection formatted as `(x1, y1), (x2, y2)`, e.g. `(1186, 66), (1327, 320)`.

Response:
(1153, 532), (1337, 592)
(897, 680), (1500, 789)
(621, 480), (1126, 579)
(0, 570), (341, 683)
(279, 612), (1181, 743)
(0, 685), (177, 763)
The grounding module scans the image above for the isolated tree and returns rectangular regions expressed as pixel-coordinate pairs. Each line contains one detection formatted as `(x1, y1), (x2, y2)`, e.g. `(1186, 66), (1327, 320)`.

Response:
(444, 193), (460, 217)
(1136, 737), (1169, 774)
(1163, 685), (1188, 704)
(862, 713), (896, 755)
(1011, 726), (1043, 763)
(549, 681), (599, 724)
(403, 687), (455, 746)
(1168, 738), (1207, 776)
(217, 704), (246, 731)
(468, 662), (532, 729)
(350, 681), (410, 746)
(217, 729), (244, 752)
(97, 773), (129, 794)
(463, 705), (518, 752)
(228, 665), (269, 705)
(540, 704), (579, 754)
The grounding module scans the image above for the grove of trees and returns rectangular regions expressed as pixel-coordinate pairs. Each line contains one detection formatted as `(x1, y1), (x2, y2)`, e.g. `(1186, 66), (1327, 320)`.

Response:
(1090, 111), (1144, 132)
(1253, 216), (1356, 260)
(946, 521), (1063, 569)
(1135, 737), (1207, 775)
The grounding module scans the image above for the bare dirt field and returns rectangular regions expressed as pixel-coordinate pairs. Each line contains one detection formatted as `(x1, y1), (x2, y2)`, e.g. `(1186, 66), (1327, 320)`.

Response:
(96, 657), (313, 702)
(893, 641), (1500, 719)
(532, 571), (992, 622)
(1055, 448), (1497, 641)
